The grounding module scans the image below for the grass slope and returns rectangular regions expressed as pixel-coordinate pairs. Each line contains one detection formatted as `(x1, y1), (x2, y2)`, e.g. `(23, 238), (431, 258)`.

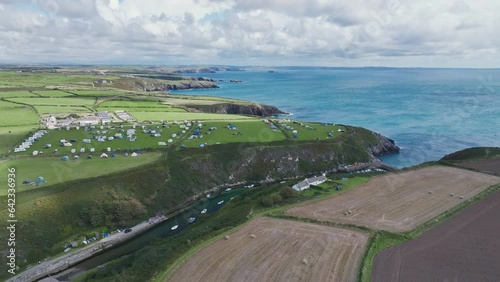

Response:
(0, 125), (39, 155)
(0, 153), (162, 195)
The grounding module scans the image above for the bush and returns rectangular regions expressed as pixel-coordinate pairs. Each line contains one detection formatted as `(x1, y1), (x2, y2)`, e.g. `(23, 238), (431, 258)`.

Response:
(280, 187), (298, 199)
(271, 194), (283, 204)
(261, 197), (274, 207)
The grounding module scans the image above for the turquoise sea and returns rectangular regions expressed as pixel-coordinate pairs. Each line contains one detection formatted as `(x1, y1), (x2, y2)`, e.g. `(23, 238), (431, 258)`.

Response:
(172, 67), (500, 168)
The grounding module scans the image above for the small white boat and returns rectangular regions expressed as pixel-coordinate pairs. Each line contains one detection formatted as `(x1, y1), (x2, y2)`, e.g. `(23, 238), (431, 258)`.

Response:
(171, 225), (178, 230)
(218, 200), (224, 205)
(187, 217), (196, 223)
(201, 209), (207, 214)
(206, 194), (211, 198)
(225, 188), (232, 192)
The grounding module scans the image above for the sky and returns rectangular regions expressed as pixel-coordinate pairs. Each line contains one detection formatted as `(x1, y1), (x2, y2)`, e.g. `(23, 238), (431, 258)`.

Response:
(0, 0), (499, 67)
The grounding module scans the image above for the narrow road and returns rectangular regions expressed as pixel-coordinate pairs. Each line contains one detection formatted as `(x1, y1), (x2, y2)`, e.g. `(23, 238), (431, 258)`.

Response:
(7, 217), (166, 282)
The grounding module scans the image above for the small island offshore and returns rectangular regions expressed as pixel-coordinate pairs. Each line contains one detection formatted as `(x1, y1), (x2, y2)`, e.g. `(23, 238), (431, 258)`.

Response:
(1, 66), (498, 282)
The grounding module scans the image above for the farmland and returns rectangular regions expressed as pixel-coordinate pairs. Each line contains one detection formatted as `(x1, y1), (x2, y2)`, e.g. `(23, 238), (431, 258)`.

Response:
(35, 106), (93, 114)
(6, 97), (97, 106)
(457, 157), (500, 175)
(33, 90), (75, 97)
(0, 71), (121, 88)
(0, 99), (25, 108)
(287, 166), (500, 232)
(69, 90), (131, 96)
(128, 112), (252, 122)
(183, 120), (287, 147)
(168, 217), (369, 282)
(371, 189), (500, 282)
(0, 153), (162, 195)
(97, 100), (187, 112)
(0, 91), (39, 98)
(0, 108), (39, 126)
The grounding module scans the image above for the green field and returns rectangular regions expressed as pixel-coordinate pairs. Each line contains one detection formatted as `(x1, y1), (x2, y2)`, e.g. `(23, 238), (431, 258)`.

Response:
(0, 108), (39, 126)
(276, 120), (347, 140)
(0, 153), (162, 195)
(129, 112), (252, 122)
(0, 125), (39, 155)
(14, 124), (191, 156)
(183, 120), (287, 147)
(0, 100), (25, 108)
(0, 72), (121, 88)
(6, 97), (97, 106)
(70, 90), (130, 96)
(98, 107), (186, 113)
(98, 100), (175, 108)
(97, 100), (187, 112)
(0, 91), (39, 98)
(35, 106), (93, 114)
(33, 90), (75, 97)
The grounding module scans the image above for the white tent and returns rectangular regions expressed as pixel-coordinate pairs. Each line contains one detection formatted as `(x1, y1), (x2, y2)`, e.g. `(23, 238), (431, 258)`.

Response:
(131, 152), (138, 157)
(71, 149), (76, 153)
(100, 153), (108, 158)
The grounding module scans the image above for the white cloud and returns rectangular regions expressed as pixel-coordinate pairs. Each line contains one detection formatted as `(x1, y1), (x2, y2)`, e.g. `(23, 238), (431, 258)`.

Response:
(0, 0), (498, 66)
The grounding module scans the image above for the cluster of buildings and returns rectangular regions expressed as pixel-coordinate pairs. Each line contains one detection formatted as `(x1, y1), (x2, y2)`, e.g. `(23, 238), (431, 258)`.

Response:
(44, 110), (137, 129)
(115, 111), (136, 122)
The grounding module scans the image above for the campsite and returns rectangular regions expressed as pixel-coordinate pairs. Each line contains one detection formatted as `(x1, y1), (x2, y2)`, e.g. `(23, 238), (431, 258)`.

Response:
(15, 123), (192, 156)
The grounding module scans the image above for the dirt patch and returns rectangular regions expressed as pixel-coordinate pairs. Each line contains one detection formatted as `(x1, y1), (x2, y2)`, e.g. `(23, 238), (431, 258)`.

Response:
(287, 166), (500, 232)
(456, 157), (500, 175)
(372, 190), (500, 282)
(168, 217), (369, 282)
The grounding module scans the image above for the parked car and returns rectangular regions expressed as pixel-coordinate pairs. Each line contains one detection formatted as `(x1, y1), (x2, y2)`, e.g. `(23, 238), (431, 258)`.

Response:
(124, 228), (132, 233)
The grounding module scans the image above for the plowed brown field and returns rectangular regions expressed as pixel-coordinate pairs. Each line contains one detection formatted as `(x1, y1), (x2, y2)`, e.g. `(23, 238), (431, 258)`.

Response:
(456, 157), (500, 175)
(287, 166), (500, 232)
(371, 190), (500, 282)
(168, 217), (369, 282)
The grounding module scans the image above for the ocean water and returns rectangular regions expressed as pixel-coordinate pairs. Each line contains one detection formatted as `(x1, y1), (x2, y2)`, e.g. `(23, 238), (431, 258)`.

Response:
(171, 68), (500, 168)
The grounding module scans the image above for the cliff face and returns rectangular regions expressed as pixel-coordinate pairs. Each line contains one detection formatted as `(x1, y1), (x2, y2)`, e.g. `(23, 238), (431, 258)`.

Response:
(368, 132), (400, 157)
(123, 77), (219, 91)
(186, 103), (286, 116)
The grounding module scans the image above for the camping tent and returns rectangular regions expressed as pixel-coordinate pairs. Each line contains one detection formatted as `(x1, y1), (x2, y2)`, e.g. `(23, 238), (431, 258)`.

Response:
(100, 153), (108, 158)
(61, 155), (69, 161)
(131, 152), (138, 157)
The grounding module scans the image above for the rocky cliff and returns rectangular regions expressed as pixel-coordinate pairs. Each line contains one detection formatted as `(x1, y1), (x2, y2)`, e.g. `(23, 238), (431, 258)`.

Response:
(186, 103), (286, 116)
(120, 77), (220, 91)
(368, 132), (400, 157)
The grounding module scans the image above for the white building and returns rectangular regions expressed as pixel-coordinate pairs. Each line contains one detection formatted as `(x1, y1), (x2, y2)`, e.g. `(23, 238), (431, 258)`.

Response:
(292, 175), (327, 191)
